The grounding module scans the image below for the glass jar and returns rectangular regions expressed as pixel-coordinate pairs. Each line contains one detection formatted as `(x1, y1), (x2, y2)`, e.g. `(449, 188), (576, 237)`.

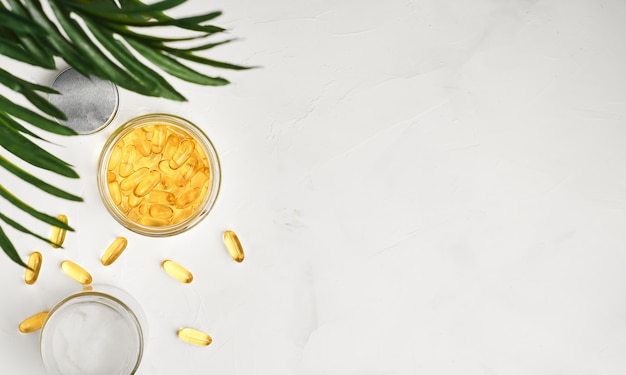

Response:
(97, 113), (221, 236)
(40, 285), (146, 375)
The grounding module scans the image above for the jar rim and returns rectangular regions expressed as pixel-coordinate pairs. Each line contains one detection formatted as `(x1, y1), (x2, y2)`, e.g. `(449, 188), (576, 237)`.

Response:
(97, 113), (221, 236)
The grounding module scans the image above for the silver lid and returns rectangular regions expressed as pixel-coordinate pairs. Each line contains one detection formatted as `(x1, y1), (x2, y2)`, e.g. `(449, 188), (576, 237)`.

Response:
(49, 68), (119, 135)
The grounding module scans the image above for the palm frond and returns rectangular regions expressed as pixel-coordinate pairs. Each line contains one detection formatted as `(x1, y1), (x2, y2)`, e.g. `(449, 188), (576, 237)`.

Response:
(0, 0), (249, 267)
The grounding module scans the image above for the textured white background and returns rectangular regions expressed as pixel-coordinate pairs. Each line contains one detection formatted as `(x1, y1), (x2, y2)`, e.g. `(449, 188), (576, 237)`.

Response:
(1, 0), (626, 373)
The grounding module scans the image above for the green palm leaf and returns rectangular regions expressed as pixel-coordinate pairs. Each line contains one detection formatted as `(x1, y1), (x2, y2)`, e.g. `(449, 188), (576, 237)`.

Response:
(0, 0), (249, 267)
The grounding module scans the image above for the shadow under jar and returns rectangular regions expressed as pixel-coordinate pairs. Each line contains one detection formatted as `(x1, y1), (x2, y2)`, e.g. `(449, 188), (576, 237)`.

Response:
(98, 114), (221, 236)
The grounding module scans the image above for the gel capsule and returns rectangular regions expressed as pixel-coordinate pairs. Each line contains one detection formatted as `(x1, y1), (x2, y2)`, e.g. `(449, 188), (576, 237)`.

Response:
(151, 125), (167, 153)
(169, 139), (195, 169)
(120, 167), (149, 191)
(108, 180), (122, 206)
(24, 252), (42, 285)
(147, 190), (176, 205)
(177, 328), (212, 346)
(61, 260), (92, 285)
(118, 146), (136, 177)
(101, 237), (128, 266)
(132, 130), (152, 157)
(223, 230), (245, 263)
(175, 188), (201, 209)
(135, 152), (160, 170)
(18, 311), (48, 333)
(162, 134), (180, 160)
(149, 204), (174, 219)
(162, 260), (193, 283)
(108, 142), (124, 171)
(190, 168), (210, 189)
(134, 170), (161, 197)
(128, 193), (143, 208)
(175, 157), (198, 187)
(138, 217), (170, 227)
(50, 214), (68, 249)
(170, 207), (194, 225)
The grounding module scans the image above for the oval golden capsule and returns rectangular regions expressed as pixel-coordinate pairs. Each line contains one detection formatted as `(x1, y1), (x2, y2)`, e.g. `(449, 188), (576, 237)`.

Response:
(134, 152), (161, 170)
(223, 230), (245, 263)
(108, 143), (124, 171)
(24, 252), (42, 285)
(177, 328), (212, 346)
(138, 216), (170, 227)
(50, 214), (68, 249)
(134, 170), (161, 197)
(162, 260), (193, 283)
(128, 193), (143, 208)
(108, 180), (122, 206)
(175, 188), (201, 209)
(190, 167), (210, 190)
(132, 130), (152, 157)
(106, 171), (117, 183)
(118, 194), (131, 214)
(18, 311), (48, 334)
(101, 237), (128, 266)
(175, 157), (198, 187)
(120, 167), (149, 191)
(61, 260), (92, 285)
(146, 190), (176, 205)
(169, 139), (195, 169)
(151, 125), (167, 153)
(149, 204), (174, 219)
(162, 133), (180, 160)
(170, 207), (194, 225)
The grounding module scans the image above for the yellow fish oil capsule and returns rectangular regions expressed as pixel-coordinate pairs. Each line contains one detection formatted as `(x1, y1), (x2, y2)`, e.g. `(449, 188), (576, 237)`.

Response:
(134, 152), (161, 170)
(101, 237), (128, 266)
(151, 125), (167, 153)
(138, 217), (170, 227)
(107, 142), (124, 171)
(175, 188), (201, 209)
(169, 139), (195, 169)
(223, 230), (245, 263)
(134, 170), (161, 197)
(146, 190), (175, 205)
(120, 167), (149, 191)
(190, 167), (210, 189)
(61, 260), (93, 285)
(162, 133), (180, 160)
(177, 328), (212, 346)
(18, 311), (48, 333)
(128, 192), (143, 208)
(24, 252), (43, 285)
(108, 180), (122, 206)
(170, 207), (194, 225)
(162, 260), (193, 283)
(118, 145), (136, 177)
(149, 204), (174, 219)
(131, 130), (152, 157)
(175, 157), (198, 187)
(50, 214), (68, 249)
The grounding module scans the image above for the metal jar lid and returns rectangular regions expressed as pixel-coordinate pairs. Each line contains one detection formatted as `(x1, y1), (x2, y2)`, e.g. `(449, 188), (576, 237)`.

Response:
(49, 68), (119, 135)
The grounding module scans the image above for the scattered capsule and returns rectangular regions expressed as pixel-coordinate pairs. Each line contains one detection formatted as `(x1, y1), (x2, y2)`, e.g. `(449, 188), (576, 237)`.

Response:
(151, 125), (167, 153)
(177, 328), (212, 346)
(223, 230), (245, 263)
(134, 170), (161, 197)
(50, 214), (68, 249)
(108, 143), (124, 171)
(175, 188), (201, 209)
(18, 311), (48, 334)
(132, 130), (152, 157)
(120, 167), (149, 191)
(101, 237), (128, 266)
(24, 252), (42, 285)
(61, 261), (92, 285)
(162, 260), (193, 283)
(162, 134), (180, 160)
(169, 139), (195, 169)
